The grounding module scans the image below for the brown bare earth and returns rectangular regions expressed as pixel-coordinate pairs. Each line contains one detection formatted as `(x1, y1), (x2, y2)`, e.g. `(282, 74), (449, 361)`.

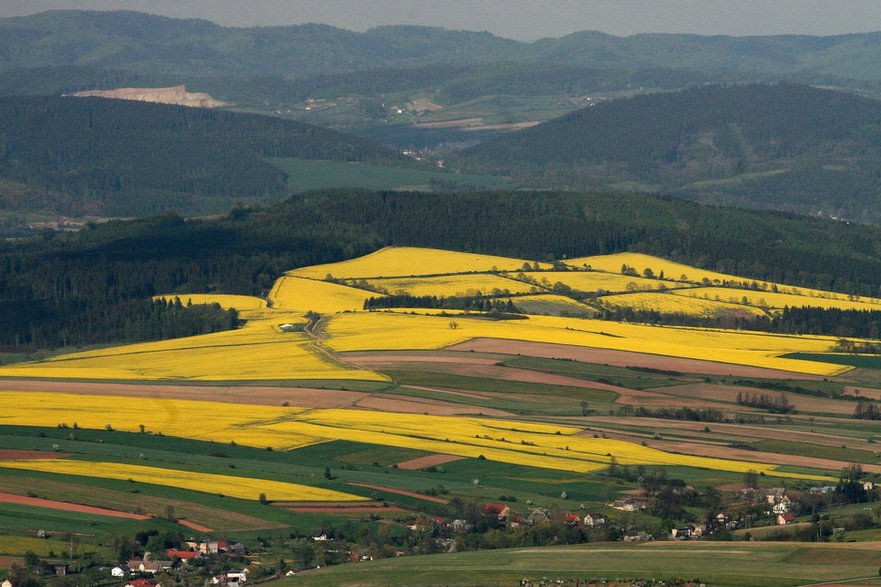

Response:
(0, 475), (279, 532)
(176, 519), (214, 532)
(658, 383), (855, 415)
(0, 449), (71, 460)
(0, 556), (22, 569)
(644, 439), (881, 475)
(0, 491), (150, 519)
(845, 386), (881, 400)
(347, 483), (449, 504)
(346, 352), (662, 402)
(396, 454), (465, 470)
(584, 416), (873, 449)
(72, 85), (226, 108)
(448, 338), (822, 380)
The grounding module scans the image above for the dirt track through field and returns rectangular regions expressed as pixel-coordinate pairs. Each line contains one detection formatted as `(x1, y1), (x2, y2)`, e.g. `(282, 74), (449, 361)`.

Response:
(396, 454), (465, 470)
(176, 519), (214, 532)
(0, 450), (71, 460)
(448, 338), (822, 380)
(347, 483), (449, 504)
(0, 491), (150, 519)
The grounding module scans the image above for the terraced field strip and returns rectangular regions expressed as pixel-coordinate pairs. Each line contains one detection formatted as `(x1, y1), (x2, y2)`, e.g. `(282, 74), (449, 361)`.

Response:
(396, 454), (465, 470)
(177, 520), (214, 532)
(0, 449), (70, 460)
(448, 338), (824, 380)
(0, 491), (150, 519)
(348, 483), (450, 504)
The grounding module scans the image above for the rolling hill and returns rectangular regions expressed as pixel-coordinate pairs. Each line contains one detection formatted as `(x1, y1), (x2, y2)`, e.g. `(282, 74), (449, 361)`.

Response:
(460, 84), (881, 223)
(0, 95), (405, 216)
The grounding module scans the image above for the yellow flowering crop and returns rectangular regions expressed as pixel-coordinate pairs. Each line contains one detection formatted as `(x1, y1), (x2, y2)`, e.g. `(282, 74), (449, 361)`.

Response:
(566, 252), (745, 285)
(289, 246), (549, 279)
(366, 273), (535, 297)
(520, 271), (674, 293)
(0, 459), (365, 502)
(0, 320), (385, 381)
(0, 392), (827, 480)
(269, 276), (376, 314)
(324, 311), (849, 376)
(674, 287), (881, 313)
(599, 291), (767, 317)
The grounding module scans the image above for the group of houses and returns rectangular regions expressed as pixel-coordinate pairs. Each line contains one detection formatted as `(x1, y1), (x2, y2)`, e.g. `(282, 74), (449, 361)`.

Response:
(480, 503), (609, 530)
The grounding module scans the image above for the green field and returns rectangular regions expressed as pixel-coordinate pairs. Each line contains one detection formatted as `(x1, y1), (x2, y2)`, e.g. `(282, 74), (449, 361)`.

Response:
(784, 352), (881, 370)
(282, 542), (881, 587)
(272, 158), (508, 192)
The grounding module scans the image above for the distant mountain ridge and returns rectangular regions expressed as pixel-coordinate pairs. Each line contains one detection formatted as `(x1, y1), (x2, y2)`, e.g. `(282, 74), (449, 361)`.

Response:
(0, 95), (404, 216)
(459, 84), (881, 223)
(3, 10), (881, 82)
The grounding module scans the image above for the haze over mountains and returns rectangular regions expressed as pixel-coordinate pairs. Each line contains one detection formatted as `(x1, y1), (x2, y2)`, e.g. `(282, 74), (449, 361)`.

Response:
(3, 10), (881, 225)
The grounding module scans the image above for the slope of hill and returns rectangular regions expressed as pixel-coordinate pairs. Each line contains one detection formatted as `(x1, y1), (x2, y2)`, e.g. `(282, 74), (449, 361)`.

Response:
(460, 84), (881, 223)
(4, 11), (881, 83)
(5, 189), (881, 350)
(0, 96), (404, 216)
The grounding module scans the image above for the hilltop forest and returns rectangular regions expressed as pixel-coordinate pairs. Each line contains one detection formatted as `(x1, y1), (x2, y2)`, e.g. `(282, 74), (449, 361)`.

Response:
(0, 96), (404, 216)
(460, 84), (881, 223)
(4, 189), (881, 350)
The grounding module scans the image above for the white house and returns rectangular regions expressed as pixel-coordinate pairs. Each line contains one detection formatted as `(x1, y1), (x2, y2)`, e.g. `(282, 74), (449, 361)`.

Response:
(3, 579), (14, 587)
(111, 567), (127, 578)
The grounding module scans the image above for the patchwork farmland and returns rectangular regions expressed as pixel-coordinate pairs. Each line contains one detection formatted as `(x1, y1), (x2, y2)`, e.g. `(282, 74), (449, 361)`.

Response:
(1, 246), (880, 585)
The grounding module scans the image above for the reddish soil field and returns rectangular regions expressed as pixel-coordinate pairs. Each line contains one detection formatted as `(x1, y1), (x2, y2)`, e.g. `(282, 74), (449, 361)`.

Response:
(396, 454), (465, 470)
(845, 385), (881, 400)
(0, 556), (22, 569)
(658, 382), (854, 415)
(448, 338), (822, 380)
(347, 483), (449, 504)
(642, 440), (881, 474)
(0, 449), (70, 460)
(0, 491), (150, 519)
(176, 519), (214, 532)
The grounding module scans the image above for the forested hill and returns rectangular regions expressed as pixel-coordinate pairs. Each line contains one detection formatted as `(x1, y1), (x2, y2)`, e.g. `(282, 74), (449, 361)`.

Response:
(5, 11), (881, 82)
(0, 96), (403, 216)
(459, 84), (881, 223)
(5, 189), (881, 349)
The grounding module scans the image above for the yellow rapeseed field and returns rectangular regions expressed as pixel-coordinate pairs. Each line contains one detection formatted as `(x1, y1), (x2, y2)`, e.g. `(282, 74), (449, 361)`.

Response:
(566, 252), (747, 285)
(674, 287), (881, 313)
(289, 247), (549, 279)
(599, 291), (767, 317)
(325, 311), (849, 376)
(0, 319), (385, 381)
(520, 270), (675, 293)
(0, 459), (365, 502)
(366, 273), (536, 297)
(566, 253), (881, 303)
(0, 391), (827, 480)
(511, 294), (596, 316)
(2, 247), (867, 382)
(269, 276), (377, 313)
